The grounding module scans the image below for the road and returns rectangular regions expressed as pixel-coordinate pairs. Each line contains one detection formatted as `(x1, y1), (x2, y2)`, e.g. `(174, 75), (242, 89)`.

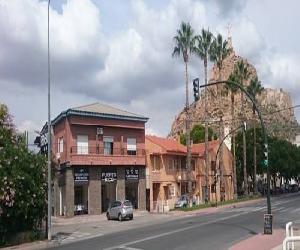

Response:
(50, 194), (300, 250)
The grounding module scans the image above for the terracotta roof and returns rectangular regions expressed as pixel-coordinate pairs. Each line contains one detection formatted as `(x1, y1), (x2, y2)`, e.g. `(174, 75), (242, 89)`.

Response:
(192, 140), (219, 155)
(146, 135), (187, 154)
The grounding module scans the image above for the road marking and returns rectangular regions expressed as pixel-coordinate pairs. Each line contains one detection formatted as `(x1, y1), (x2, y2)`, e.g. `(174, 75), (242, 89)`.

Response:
(102, 211), (256, 250)
(119, 246), (144, 250)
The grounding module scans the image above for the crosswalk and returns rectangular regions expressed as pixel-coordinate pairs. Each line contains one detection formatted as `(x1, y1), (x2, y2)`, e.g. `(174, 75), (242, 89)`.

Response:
(53, 231), (104, 243)
(221, 202), (300, 215)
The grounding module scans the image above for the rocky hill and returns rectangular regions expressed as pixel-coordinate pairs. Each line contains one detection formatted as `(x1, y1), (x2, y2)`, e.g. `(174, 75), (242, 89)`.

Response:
(169, 40), (299, 144)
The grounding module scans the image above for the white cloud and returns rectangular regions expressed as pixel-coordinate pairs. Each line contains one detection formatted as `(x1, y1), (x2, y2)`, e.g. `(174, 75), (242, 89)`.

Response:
(232, 18), (265, 63)
(17, 120), (41, 134)
(0, 0), (299, 138)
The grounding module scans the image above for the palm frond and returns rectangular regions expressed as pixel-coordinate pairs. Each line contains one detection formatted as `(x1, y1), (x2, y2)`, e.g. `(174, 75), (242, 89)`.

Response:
(172, 21), (196, 62)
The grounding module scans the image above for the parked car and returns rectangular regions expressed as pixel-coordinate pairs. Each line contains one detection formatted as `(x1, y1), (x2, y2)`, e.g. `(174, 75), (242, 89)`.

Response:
(289, 184), (299, 193)
(106, 200), (133, 221)
(174, 195), (196, 208)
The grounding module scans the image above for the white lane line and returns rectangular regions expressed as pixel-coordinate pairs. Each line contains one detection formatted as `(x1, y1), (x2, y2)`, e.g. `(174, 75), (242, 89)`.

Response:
(102, 211), (257, 250)
(119, 246), (144, 250)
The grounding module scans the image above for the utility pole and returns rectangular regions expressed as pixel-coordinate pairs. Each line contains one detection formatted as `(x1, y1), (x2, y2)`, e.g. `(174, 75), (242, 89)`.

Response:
(47, 0), (52, 241)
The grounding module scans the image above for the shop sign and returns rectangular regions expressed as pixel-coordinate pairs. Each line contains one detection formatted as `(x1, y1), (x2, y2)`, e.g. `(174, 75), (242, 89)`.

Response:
(125, 167), (139, 181)
(101, 169), (117, 182)
(74, 168), (89, 182)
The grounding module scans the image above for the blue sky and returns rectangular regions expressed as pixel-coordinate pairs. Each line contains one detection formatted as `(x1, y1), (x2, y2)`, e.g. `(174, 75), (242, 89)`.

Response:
(0, 0), (299, 145)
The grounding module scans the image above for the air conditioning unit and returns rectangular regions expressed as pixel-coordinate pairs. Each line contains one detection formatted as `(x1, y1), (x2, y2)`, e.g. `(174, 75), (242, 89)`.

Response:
(56, 152), (61, 159)
(97, 127), (103, 135)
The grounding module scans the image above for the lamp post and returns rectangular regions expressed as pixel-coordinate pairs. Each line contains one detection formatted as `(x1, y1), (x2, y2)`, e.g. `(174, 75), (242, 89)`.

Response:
(214, 124), (244, 207)
(200, 80), (272, 232)
(47, 0), (52, 241)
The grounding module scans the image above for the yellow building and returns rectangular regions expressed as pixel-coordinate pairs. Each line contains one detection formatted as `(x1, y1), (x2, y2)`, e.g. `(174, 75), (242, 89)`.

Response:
(145, 136), (234, 212)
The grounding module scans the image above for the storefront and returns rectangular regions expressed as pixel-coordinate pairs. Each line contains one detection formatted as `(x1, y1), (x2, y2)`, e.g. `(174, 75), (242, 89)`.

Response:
(54, 165), (146, 217)
(101, 168), (117, 212)
(74, 167), (89, 215)
(125, 167), (139, 209)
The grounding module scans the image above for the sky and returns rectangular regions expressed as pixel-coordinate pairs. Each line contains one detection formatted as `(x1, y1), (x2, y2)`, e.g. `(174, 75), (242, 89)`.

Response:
(0, 0), (300, 146)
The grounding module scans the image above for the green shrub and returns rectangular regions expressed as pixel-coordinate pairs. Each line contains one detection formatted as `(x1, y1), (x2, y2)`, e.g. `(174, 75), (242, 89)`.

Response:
(0, 104), (47, 246)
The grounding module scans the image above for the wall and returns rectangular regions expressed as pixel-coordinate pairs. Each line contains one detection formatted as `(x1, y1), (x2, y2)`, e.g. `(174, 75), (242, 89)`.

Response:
(52, 115), (146, 166)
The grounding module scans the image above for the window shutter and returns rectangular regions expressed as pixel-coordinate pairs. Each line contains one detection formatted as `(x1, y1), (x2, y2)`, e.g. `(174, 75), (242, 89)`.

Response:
(77, 135), (88, 154)
(127, 138), (136, 151)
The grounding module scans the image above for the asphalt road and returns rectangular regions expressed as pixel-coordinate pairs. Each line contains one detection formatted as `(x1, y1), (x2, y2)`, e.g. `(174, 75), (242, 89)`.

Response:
(50, 194), (300, 250)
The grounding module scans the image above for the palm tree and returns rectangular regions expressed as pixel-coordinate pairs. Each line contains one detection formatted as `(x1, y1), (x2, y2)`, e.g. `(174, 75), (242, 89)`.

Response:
(247, 76), (264, 195)
(233, 60), (251, 195)
(172, 22), (196, 203)
(210, 34), (232, 200)
(194, 28), (214, 202)
(225, 73), (239, 199)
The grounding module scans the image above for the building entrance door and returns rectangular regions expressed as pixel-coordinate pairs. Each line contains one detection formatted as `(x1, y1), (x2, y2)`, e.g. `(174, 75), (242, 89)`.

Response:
(101, 182), (116, 212)
(125, 182), (138, 209)
(74, 184), (88, 215)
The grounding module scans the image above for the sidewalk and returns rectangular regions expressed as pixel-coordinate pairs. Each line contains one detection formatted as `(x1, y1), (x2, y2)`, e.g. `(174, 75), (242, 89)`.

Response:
(168, 196), (265, 217)
(230, 229), (285, 250)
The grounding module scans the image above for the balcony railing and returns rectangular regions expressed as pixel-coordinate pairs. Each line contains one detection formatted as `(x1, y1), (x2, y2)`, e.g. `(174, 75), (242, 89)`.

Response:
(70, 146), (145, 156)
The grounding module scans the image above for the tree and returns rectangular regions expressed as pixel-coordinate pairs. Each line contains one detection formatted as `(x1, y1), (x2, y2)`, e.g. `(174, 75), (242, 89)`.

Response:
(172, 22), (197, 204)
(0, 104), (46, 245)
(236, 127), (264, 193)
(236, 125), (300, 195)
(194, 28), (214, 202)
(180, 124), (216, 145)
(232, 60), (251, 195)
(210, 34), (232, 199)
(225, 73), (240, 198)
(247, 77), (264, 195)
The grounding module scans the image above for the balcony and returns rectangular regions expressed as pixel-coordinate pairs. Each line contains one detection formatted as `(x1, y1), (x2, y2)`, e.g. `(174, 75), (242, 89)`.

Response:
(69, 146), (146, 166)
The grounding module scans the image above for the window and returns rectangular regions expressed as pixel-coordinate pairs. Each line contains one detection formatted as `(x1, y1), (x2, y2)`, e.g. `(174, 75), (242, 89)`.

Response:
(77, 135), (88, 155)
(168, 185), (175, 197)
(211, 161), (216, 172)
(152, 156), (160, 171)
(211, 184), (216, 193)
(58, 137), (64, 153)
(174, 158), (179, 170)
(168, 158), (174, 171)
(181, 158), (187, 170)
(127, 138), (136, 155)
(191, 159), (196, 171)
(104, 136), (114, 155)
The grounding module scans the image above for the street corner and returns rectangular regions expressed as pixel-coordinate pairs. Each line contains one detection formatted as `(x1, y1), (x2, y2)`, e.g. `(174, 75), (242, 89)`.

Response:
(229, 229), (285, 250)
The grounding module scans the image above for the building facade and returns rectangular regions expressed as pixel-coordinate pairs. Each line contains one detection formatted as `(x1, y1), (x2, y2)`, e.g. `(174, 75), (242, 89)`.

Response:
(192, 141), (234, 203)
(43, 103), (148, 217)
(145, 136), (234, 212)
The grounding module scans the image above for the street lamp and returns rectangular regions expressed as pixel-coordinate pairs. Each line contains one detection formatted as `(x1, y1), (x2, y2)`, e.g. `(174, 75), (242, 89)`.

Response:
(47, 0), (52, 241)
(214, 124), (243, 207)
(200, 80), (272, 233)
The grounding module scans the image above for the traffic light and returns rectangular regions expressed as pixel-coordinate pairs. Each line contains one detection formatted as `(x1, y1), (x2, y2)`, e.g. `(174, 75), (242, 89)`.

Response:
(263, 143), (268, 167)
(193, 78), (200, 102)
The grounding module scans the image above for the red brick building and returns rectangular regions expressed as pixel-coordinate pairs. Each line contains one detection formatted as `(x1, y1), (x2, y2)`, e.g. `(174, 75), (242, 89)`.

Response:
(44, 103), (148, 217)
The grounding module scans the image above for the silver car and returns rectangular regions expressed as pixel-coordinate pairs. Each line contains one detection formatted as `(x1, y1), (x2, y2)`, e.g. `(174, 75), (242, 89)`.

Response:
(175, 195), (189, 208)
(106, 200), (133, 221)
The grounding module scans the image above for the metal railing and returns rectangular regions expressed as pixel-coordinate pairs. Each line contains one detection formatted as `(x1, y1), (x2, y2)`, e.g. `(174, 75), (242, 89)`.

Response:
(70, 146), (145, 156)
(283, 221), (300, 250)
